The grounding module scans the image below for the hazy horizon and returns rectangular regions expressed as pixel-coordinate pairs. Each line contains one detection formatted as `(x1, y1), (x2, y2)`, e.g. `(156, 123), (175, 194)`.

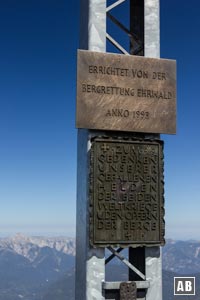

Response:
(0, 230), (199, 242)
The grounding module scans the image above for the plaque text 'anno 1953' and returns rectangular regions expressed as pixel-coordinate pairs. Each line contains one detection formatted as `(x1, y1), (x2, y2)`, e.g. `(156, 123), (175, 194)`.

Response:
(76, 50), (176, 134)
(90, 138), (165, 247)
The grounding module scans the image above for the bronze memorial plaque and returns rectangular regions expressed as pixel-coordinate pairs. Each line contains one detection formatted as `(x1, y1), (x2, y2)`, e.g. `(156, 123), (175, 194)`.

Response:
(90, 138), (165, 247)
(76, 50), (176, 134)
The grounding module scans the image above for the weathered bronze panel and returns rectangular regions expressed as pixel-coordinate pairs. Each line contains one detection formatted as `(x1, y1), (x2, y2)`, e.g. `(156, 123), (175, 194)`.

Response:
(120, 282), (137, 300)
(90, 138), (165, 247)
(76, 50), (176, 134)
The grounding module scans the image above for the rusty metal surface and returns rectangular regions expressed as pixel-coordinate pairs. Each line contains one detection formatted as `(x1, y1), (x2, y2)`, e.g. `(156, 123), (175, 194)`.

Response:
(76, 50), (176, 134)
(120, 282), (137, 300)
(90, 137), (165, 247)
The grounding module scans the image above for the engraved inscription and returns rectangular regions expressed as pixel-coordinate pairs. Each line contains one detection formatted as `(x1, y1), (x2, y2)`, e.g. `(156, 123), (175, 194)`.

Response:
(76, 50), (176, 134)
(90, 139), (165, 246)
(82, 84), (173, 100)
(105, 109), (150, 119)
(88, 64), (167, 81)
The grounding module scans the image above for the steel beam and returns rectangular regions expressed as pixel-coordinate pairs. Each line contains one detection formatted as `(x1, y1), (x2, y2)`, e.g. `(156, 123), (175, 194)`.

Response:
(144, 1), (162, 300)
(76, 1), (106, 299)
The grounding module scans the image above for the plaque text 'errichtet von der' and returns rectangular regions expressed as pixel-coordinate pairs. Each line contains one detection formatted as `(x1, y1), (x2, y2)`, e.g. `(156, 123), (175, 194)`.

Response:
(76, 50), (176, 134)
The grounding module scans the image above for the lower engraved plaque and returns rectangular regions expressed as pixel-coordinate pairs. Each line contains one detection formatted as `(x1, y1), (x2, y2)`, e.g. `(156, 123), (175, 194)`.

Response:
(90, 138), (165, 247)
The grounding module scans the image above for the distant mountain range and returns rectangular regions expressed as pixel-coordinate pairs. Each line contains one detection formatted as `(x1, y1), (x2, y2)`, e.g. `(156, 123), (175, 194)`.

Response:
(0, 234), (75, 300)
(0, 234), (199, 299)
(163, 239), (200, 274)
(0, 233), (75, 257)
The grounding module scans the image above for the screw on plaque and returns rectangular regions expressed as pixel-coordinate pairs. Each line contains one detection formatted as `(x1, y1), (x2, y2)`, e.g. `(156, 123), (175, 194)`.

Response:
(120, 282), (137, 300)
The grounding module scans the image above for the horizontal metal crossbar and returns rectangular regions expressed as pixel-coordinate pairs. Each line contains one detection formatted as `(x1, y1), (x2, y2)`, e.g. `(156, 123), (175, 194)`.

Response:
(107, 247), (145, 280)
(106, 0), (127, 12)
(103, 280), (150, 290)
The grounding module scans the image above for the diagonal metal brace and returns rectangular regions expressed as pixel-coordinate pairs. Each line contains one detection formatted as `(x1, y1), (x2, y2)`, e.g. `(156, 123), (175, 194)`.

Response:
(105, 247), (124, 265)
(106, 0), (127, 12)
(107, 12), (144, 55)
(106, 33), (129, 54)
(107, 12), (142, 45)
(107, 247), (145, 280)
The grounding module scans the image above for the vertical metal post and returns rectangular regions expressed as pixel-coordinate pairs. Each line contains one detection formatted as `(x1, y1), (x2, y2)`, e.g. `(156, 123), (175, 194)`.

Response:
(145, 247), (162, 300)
(144, 0), (160, 58)
(130, 0), (144, 56)
(129, 1), (162, 300)
(129, 3), (146, 299)
(144, 1), (162, 300)
(75, 1), (106, 300)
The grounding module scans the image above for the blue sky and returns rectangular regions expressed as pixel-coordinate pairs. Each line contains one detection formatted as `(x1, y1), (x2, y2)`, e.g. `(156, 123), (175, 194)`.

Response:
(0, 0), (200, 240)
